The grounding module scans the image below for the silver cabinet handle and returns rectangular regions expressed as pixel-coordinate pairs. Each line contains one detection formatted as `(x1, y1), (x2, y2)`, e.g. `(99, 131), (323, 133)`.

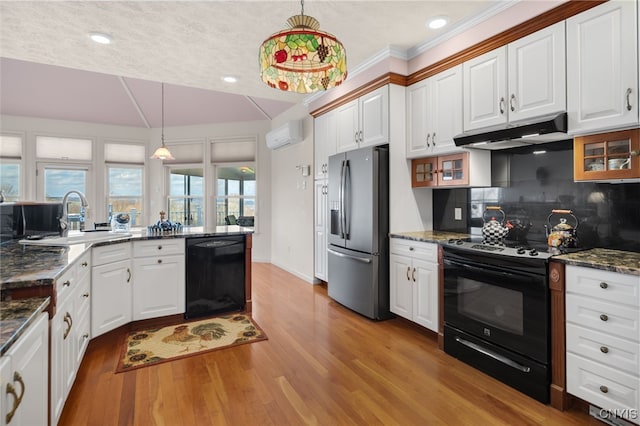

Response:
(127, 268), (131, 283)
(412, 267), (416, 282)
(82, 292), (89, 298)
(354, 131), (359, 143)
(426, 133), (431, 147)
(600, 314), (608, 322)
(455, 337), (531, 372)
(359, 130), (363, 142)
(63, 280), (71, 287)
(157, 259), (163, 264)
(406, 266), (411, 281)
(157, 245), (162, 250)
(499, 97), (505, 114)
(432, 132), (436, 146)
(626, 88), (633, 111)
(82, 261), (88, 267)
(63, 312), (73, 340)
(600, 346), (609, 354)
(600, 385), (609, 394)
(510, 94), (516, 112)
(600, 282), (608, 289)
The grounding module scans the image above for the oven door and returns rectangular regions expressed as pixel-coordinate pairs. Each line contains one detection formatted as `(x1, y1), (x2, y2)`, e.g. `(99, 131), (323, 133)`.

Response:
(443, 256), (548, 364)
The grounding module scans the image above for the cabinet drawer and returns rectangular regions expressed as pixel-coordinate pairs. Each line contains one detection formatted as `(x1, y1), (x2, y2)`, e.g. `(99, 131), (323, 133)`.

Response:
(75, 278), (91, 319)
(390, 238), (438, 262)
(567, 323), (640, 376)
(75, 251), (91, 283)
(92, 242), (132, 266)
(567, 353), (639, 415)
(566, 293), (639, 342)
(134, 239), (185, 257)
(55, 266), (75, 306)
(566, 265), (640, 307)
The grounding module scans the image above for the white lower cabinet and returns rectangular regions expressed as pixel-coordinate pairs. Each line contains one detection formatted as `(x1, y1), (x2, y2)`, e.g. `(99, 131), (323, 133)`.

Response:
(565, 265), (640, 424)
(51, 250), (91, 425)
(91, 243), (133, 338)
(132, 239), (185, 320)
(0, 312), (48, 426)
(389, 238), (439, 332)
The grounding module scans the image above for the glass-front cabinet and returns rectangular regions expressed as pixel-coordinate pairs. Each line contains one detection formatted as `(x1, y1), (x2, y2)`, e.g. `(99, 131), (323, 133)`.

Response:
(412, 152), (472, 187)
(574, 129), (640, 181)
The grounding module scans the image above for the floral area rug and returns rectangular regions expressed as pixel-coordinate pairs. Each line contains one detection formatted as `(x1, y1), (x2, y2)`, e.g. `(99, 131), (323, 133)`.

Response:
(116, 313), (267, 373)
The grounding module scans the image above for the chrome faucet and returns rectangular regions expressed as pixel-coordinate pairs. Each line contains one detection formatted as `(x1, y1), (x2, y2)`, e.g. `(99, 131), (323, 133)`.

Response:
(59, 190), (89, 236)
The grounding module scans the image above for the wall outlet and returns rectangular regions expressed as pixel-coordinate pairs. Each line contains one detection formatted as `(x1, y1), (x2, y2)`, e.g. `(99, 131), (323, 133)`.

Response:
(454, 207), (462, 221)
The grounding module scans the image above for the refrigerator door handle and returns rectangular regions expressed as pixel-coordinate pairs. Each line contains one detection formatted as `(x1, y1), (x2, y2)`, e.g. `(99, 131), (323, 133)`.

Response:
(338, 160), (345, 238)
(344, 160), (350, 239)
(328, 248), (372, 264)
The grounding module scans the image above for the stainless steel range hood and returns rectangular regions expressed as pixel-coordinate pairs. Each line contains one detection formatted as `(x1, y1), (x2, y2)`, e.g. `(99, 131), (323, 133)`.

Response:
(453, 112), (569, 150)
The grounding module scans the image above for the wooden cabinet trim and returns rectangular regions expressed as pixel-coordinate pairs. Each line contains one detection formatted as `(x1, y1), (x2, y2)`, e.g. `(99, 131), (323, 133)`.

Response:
(549, 261), (568, 411)
(310, 1), (604, 118)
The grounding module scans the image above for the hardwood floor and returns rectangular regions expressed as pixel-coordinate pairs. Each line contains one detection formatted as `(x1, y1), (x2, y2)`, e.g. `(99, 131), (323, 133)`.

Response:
(60, 263), (599, 425)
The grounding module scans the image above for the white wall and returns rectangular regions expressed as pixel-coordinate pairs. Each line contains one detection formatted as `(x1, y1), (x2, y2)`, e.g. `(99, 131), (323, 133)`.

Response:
(0, 114), (272, 262)
(268, 104), (316, 283)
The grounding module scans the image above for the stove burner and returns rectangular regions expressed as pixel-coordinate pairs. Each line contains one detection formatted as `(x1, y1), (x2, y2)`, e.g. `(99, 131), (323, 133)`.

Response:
(446, 238), (552, 259)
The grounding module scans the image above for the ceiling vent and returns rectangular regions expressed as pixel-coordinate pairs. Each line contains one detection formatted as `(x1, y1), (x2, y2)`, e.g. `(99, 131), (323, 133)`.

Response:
(266, 120), (303, 150)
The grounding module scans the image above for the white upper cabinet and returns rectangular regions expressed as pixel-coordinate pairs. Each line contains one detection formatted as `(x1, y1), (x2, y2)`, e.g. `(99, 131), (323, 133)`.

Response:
(507, 21), (566, 122)
(407, 65), (463, 158)
(336, 85), (389, 153)
(567, 0), (639, 134)
(314, 111), (337, 180)
(464, 21), (566, 131)
(464, 47), (508, 131)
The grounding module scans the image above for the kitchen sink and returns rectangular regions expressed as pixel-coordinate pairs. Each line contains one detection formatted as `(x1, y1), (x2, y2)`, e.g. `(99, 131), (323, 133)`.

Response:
(19, 231), (133, 246)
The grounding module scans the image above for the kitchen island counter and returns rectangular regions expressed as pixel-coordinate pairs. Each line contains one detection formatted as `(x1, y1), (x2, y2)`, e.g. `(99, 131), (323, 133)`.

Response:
(1, 226), (253, 291)
(0, 297), (50, 355)
(553, 248), (640, 276)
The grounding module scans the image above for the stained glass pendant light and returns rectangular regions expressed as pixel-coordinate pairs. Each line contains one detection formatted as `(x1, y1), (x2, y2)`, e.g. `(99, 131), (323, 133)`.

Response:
(150, 82), (175, 160)
(259, 0), (347, 93)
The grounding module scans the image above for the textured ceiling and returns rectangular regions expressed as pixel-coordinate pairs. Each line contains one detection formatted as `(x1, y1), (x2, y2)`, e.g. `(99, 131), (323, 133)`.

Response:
(0, 0), (500, 127)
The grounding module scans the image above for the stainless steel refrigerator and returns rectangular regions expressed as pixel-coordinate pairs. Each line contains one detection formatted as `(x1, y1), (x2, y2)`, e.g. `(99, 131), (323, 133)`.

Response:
(327, 145), (391, 320)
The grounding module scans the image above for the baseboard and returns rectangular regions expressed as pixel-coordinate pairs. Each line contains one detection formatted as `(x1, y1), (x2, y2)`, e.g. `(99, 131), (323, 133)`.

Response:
(270, 260), (316, 284)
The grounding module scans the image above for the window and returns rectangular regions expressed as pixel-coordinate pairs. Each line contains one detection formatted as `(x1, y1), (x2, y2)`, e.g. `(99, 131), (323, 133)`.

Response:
(211, 137), (257, 228)
(107, 166), (144, 226)
(36, 135), (93, 231)
(0, 135), (23, 201)
(167, 167), (204, 226)
(215, 165), (255, 226)
(105, 142), (145, 226)
(38, 165), (90, 231)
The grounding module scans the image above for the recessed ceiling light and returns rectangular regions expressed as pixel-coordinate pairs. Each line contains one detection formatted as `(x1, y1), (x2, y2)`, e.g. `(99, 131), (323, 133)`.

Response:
(89, 32), (112, 45)
(427, 16), (449, 30)
(222, 76), (238, 83)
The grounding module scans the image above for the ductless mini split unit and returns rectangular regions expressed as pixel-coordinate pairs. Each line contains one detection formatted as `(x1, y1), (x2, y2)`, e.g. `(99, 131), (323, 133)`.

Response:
(265, 120), (303, 150)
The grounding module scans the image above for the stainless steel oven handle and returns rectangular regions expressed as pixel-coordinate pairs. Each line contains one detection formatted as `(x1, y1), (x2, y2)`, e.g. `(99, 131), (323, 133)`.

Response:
(328, 248), (371, 264)
(455, 337), (531, 373)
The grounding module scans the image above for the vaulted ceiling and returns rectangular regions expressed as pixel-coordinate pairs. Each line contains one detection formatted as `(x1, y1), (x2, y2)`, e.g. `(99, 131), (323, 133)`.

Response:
(0, 1), (501, 127)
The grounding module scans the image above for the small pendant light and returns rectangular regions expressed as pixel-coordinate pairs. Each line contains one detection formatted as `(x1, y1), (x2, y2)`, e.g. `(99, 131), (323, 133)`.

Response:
(150, 82), (175, 160)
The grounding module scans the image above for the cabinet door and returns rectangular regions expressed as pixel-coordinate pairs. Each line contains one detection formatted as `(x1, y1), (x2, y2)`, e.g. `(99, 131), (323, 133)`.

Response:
(336, 99), (359, 153)
(390, 254), (413, 320)
(91, 259), (132, 337)
(0, 356), (9, 426)
(508, 21), (566, 122)
(360, 85), (389, 148)
(431, 65), (463, 155)
(406, 80), (430, 158)
(574, 129), (640, 181)
(411, 157), (439, 188)
(50, 296), (75, 425)
(437, 152), (470, 187)
(314, 180), (328, 281)
(5, 313), (48, 426)
(463, 47), (508, 131)
(567, 0), (639, 133)
(314, 112), (337, 179)
(412, 258), (439, 332)
(132, 254), (185, 320)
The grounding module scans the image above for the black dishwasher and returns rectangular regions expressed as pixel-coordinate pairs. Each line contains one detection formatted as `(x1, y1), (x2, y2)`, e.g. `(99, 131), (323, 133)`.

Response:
(185, 235), (245, 319)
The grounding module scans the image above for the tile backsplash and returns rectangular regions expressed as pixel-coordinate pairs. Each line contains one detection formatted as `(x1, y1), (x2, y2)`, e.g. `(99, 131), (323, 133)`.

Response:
(433, 142), (640, 252)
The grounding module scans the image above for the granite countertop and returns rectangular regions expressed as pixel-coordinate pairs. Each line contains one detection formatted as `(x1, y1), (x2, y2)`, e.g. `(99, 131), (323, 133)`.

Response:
(389, 230), (471, 243)
(553, 248), (640, 276)
(0, 297), (50, 355)
(1, 225), (253, 291)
